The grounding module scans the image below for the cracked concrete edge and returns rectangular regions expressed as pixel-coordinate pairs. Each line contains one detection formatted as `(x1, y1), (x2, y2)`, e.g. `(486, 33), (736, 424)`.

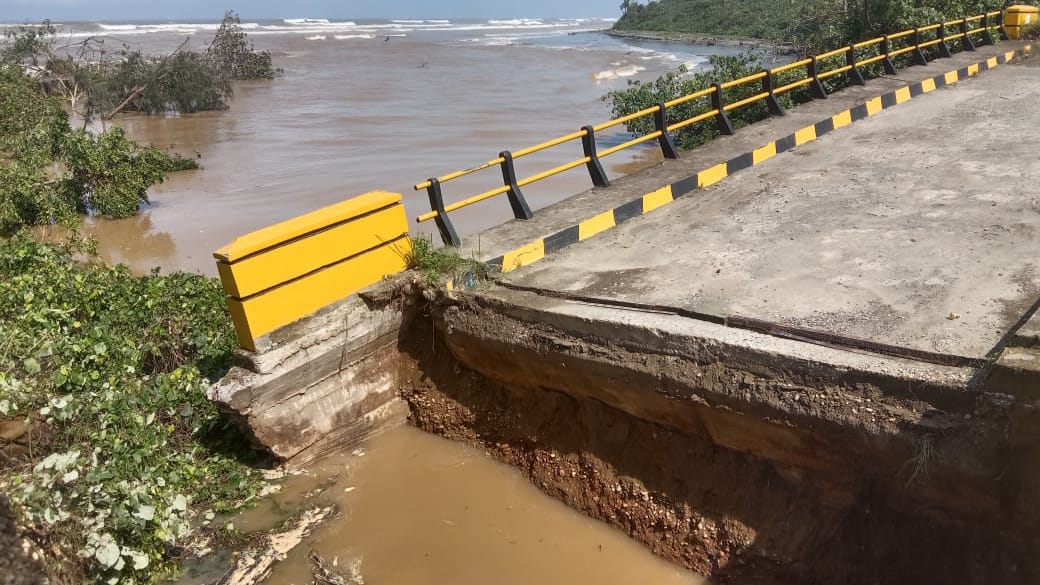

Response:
(477, 44), (1034, 276)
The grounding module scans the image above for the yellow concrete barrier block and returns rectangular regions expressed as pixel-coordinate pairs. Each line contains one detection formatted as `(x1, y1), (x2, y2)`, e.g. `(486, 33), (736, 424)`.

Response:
(1006, 5), (1039, 39)
(226, 238), (411, 351)
(894, 86), (912, 104)
(214, 190), (412, 351)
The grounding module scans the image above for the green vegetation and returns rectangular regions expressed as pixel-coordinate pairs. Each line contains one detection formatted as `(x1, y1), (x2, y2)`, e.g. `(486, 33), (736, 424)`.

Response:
(615, 0), (1009, 54)
(0, 232), (263, 583)
(604, 53), (789, 151)
(2, 11), (275, 119)
(407, 236), (494, 286)
(0, 65), (196, 234)
(0, 11), (279, 584)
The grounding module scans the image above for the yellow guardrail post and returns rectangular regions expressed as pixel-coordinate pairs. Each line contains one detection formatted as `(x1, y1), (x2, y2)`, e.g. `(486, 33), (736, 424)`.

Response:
(911, 28), (928, 65)
(423, 178), (461, 247)
(961, 19), (977, 51)
(808, 56), (828, 99)
(498, 150), (535, 219)
(937, 21), (953, 58)
(652, 104), (680, 159)
(580, 126), (611, 186)
(845, 44), (866, 86)
(761, 69), (785, 116)
(879, 35), (897, 74)
(213, 191), (412, 351)
(710, 84), (735, 135)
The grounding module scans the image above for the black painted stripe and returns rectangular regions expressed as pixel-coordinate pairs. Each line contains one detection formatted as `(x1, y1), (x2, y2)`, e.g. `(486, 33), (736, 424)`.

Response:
(612, 198), (643, 224)
(814, 117), (835, 137)
(542, 225), (580, 255)
(957, 66), (970, 78)
(979, 59), (990, 71)
(908, 82), (923, 97)
(671, 175), (699, 198)
(775, 134), (796, 154)
(933, 73), (947, 88)
(486, 256), (505, 271)
(726, 151), (754, 175)
(850, 103), (869, 121)
(881, 92), (897, 108)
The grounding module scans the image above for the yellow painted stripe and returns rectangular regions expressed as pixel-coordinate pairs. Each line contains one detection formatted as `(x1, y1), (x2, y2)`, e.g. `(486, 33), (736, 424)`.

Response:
(894, 86), (912, 104)
(1006, 50), (1017, 61)
(967, 63), (979, 76)
(831, 110), (852, 130)
(753, 142), (777, 164)
(697, 163), (728, 188)
(986, 57), (998, 69)
(920, 78), (936, 93)
(578, 210), (616, 241)
(214, 190), (401, 262)
(227, 238), (412, 351)
(865, 97), (882, 116)
(945, 71), (959, 85)
(216, 204), (408, 298)
(500, 240), (546, 273)
(794, 125), (816, 146)
(642, 185), (673, 213)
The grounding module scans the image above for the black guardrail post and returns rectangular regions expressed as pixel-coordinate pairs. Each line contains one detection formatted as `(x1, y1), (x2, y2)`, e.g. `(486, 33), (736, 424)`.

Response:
(498, 151), (533, 220)
(912, 28), (928, 65)
(808, 57), (828, 99)
(580, 125), (610, 187)
(846, 44), (866, 85)
(881, 35), (898, 74)
(938, 22), (952, 58)
(424, 178), (461, 247)
(710, 84), (736, 135)
(653, 103), (680, 159)
(962, 19), (977, 51)
(981, 13), (995, 45)
(998, 11), (1009, 41)
(762, 69), (785, 115)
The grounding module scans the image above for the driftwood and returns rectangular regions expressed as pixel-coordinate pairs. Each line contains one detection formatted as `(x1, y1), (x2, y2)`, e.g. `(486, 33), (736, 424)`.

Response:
(308, 550), (365, 585)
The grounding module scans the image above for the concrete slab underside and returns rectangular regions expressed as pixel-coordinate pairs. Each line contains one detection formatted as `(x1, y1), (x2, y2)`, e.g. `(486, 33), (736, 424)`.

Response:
(498, 59), (1040, 360)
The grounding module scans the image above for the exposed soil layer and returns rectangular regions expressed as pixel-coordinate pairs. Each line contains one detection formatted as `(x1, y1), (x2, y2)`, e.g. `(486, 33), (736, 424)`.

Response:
(396, 295), (1040, 585)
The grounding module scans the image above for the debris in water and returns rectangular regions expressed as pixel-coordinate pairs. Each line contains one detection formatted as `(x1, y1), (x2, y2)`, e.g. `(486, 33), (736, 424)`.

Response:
(309, 550), (365, 585)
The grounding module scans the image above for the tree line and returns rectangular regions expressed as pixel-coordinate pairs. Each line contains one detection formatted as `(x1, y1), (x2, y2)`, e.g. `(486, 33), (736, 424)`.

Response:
(615, 0), (1011, 55)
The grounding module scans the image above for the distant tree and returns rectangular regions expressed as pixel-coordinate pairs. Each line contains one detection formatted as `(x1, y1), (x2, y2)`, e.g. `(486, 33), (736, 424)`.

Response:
(208, 11), (276, 80)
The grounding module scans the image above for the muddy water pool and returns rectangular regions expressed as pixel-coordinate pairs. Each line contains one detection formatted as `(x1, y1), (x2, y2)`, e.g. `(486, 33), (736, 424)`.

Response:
(187, 425), (705, 584)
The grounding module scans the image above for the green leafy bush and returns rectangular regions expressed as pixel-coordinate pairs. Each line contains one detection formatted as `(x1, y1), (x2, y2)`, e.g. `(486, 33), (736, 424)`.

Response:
(604, 53), (789, 150)
(0, 65), (196, 233)
(0, 233), (262, 584)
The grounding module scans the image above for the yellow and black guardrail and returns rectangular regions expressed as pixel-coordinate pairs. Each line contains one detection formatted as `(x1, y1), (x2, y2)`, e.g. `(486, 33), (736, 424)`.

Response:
(480, 45), (1031, 274)
(414, 10), (1009, 247)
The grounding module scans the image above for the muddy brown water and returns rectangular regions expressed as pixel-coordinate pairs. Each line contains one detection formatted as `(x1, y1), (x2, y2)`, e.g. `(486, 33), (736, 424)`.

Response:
(185, 426), (705, 584)
(59, 22), (774, 276)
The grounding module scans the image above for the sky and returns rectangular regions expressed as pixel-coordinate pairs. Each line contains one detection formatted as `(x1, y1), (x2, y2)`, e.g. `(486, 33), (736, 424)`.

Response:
(1, 0), (622, 21)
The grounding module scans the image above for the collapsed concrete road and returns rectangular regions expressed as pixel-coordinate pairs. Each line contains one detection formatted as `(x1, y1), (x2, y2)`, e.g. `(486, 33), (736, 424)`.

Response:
(211, 42), (1040, 585)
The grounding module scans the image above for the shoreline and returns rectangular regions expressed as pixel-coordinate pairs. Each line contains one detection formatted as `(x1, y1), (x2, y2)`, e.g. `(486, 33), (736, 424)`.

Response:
(604, 28), (797, 54)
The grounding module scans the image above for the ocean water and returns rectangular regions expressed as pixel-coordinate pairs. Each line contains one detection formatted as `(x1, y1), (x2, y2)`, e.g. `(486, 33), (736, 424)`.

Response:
(4, 17), (771, 274)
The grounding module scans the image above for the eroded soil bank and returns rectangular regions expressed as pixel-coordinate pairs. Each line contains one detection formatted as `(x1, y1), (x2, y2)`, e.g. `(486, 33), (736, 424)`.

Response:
(393, 291), (1040, 585)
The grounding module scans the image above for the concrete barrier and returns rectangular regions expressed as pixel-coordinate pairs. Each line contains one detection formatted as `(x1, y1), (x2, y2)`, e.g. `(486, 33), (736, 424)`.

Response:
(213, 190), (411, 351)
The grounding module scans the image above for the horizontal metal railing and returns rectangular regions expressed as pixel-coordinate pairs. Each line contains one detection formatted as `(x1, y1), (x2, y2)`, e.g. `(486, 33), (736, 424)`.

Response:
(415, 11), (1007, 247)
